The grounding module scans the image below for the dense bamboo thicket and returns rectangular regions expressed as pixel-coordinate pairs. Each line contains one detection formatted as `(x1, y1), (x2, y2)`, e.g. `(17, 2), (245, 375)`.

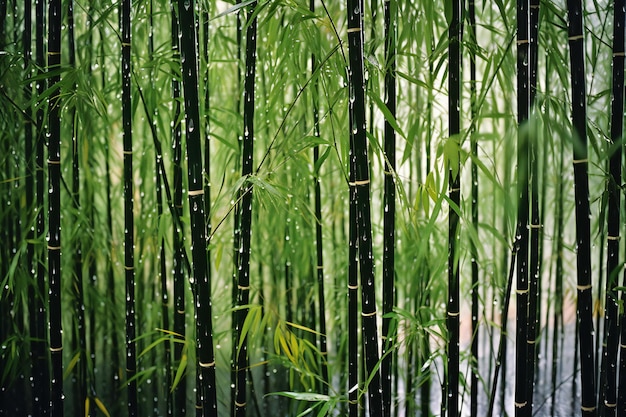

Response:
(2, 0), (626, 416)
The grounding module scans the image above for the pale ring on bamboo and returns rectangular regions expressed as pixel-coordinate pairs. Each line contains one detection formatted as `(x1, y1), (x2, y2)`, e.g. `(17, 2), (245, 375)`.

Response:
(199, 361), (215, 368)
(347, 27), (361, 33)
(361, 310), (377, 317)
(348, 284), (359, 289)
(237, 285), (250, 290)
(572, 158), (588, 164)
(235, 402), (247, 407)
(188, 189), (204, 196)
(577, 284), (592, 291)
(49, 346), (63, 352)
(568, 35), (584, 41)
(515, 401), (527, 408)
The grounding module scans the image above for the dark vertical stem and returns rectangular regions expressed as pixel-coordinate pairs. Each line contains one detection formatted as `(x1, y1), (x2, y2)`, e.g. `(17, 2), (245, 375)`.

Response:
(610, 0), (624, 414)
(526, 0), (540, 410)
(381, 0), (396, 416)
(515, 0), (530, 415)
(566, 0), (596, 415)
(67, 1), (87, 414)
(177, 0), (219, 413)
(235, 3), (256, 416)
(346, 0), (383, 415)
(47, 0), (63, 413)
(467, 0), (478, 414)
(310, 0), (329, 396)
(448, 0), (462, 414)
(170, 2), (186, 415)
(121, 0), (137, 413)
(348, 176), (359, 417)
(34, 0), (49, 414)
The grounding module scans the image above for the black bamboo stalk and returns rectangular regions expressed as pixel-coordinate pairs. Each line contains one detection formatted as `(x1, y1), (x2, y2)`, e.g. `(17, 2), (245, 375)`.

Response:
(448, 0), (462, 414)
(234, 3), (256, 415)
(526, 0), (541, 410)
(381, 0), (396, 415)
(348, 168), (359, 417)
(467, 0), (478, 414)
(515, 0), (531, 415)
(566, 0), (596, 415)
(609, 0), (625, 413)
(149, 2), (172, 413)
(170, 2), (186, 415)
(47, 0), (63, 413)
(346, 0), (383, 415)
(67, 2), (87, 414)
(33, 0), (49, 414)
(310, 0), (329, 396)
(177, 0), (218, 413)
(120, 0), (137, 413)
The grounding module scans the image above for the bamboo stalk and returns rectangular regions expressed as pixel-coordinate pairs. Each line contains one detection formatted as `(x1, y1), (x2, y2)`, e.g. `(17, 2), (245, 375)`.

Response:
(120, 0), (137, 413)
(177, 0), (219, 412)
(47, 0), (64, 413)
(381, 0), (396, 415)
(609, 0), (625, 413)
(448, 0), (462, 414)
(346, 0), (383, 415)
(515, 0), (531, 415)
(566, 0), (597, 415)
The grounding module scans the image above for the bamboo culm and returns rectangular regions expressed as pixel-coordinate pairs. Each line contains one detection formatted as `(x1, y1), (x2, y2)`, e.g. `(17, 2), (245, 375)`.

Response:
(47, 0), (64, 413)
(566, 0), (596, 415)
(447, 0), (462, 414)
(382, 0), (396, 415)
(346, 0), (383, 415)
(610, 0), (625, 413)
(235, 3), (257, 416)
(177, 0), (218, 413)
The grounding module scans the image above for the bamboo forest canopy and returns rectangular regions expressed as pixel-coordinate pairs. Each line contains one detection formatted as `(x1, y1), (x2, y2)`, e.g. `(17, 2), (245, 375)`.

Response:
(2, 0), (626, 416)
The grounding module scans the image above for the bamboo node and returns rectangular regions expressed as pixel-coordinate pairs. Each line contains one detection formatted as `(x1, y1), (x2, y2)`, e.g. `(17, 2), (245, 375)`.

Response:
(577, 284), (592, 291)
(47, 51), (61, 55)
(349, 179), (370, 186)
(238, 284), (250, 290)
(607, 235), (620, 241)
(188, 189), (204, 196)
(362, 310), (377, 317)
(384, 170), (393, 176)
(122, 42), (131, 47)
(527, 339), (536, 345)
(529, 223), (542, 229)
(572, 158), (588, 164)
(49, 346), (63, 352)
(47, 159), (61, 165)
(516, 39), (529, 45)
(515, 289), (529, 295)
(604, 402), (617, 408)
(515, 401), (528, 408)
(316, 265), (324, 270)
(581, 406), (596, 412)
(199, 361), (215, 368)
(447, 311), (460, 317)
(47, 245), (61, 250)
(124, 265), (134, 271)
(348, 284), (359, 289)
(450, 187), (461, 192)
(613, 52), (626, 57)
(568, 35), (584, 41)
(620, 343), (626, 348)
(123, 150), (133, 155)
(235, 401), (247, 407)
(347, 27), (361, 33)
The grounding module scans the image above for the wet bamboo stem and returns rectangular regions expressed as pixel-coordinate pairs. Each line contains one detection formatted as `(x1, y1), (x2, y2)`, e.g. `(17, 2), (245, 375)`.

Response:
(47, 0), (64, 413)
(609, 0), (624, 413)
(382, 0), (396, 416)
(566, 0), (597, 415)
(448, 0), (462, 414)
(177, 0), (218, 413)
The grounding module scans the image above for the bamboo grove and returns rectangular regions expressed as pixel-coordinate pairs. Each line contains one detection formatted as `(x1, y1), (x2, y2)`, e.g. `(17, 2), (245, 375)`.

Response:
(4, 0), (626, 416)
